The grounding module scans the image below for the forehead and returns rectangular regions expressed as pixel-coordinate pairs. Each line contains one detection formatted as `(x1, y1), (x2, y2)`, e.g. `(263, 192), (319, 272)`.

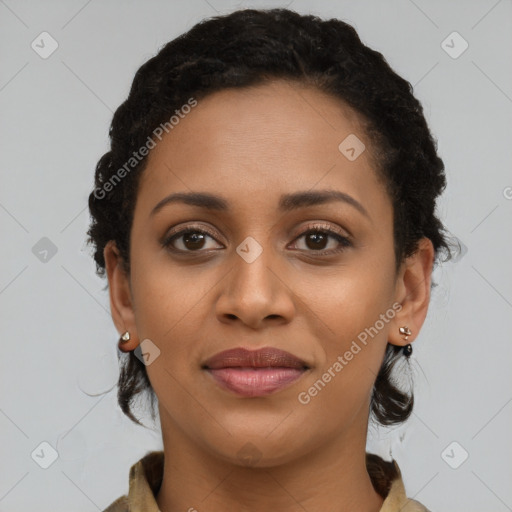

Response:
(136, 79), (389, 219)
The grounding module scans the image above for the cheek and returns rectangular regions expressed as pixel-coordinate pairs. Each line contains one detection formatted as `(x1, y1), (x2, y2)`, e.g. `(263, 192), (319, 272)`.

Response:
(129, 253), (222, 382)
(308, 263), (396, 387)
(130, 247), (208, 335)
(315, 262), (395, 336)
(129, 263), (206, 416)
(294, 291), (393, 430)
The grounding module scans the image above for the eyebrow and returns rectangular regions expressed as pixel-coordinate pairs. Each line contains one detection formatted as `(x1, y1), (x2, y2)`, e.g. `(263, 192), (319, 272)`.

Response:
(150, 189), (370, 219)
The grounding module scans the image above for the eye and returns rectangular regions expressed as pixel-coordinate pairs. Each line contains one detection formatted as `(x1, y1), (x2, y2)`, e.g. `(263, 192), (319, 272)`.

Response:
(162, 225), (223, 252)
(161, 222), (352, 255)
(289, 223), (352, 255)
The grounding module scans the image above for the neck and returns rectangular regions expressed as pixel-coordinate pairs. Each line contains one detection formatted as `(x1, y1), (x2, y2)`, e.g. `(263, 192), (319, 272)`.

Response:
(155, 409), (384, 512)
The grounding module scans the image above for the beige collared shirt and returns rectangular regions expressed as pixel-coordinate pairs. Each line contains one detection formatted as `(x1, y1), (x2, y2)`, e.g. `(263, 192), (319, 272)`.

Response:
(103, 450), (429, 512)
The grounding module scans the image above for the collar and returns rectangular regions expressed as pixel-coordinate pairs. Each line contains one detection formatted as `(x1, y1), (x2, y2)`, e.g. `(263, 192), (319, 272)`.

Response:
(103, 450), (429, 512)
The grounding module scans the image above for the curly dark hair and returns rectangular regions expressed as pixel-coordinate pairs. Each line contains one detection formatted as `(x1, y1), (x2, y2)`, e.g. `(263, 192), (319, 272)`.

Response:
(87, 8), (450, 428)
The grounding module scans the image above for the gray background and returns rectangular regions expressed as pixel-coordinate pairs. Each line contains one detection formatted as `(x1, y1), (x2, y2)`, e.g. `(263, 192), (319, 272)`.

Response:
(1, 0), (511, 510)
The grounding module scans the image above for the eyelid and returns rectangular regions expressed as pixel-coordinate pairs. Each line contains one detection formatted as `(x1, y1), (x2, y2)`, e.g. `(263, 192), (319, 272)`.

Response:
(294, 221), (351, 241)
(165, 223), (220, 240)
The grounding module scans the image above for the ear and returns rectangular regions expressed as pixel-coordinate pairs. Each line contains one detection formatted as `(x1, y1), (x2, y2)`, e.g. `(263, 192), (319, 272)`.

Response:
(104, 240), (139, 350)
(388, 238), (434, 347)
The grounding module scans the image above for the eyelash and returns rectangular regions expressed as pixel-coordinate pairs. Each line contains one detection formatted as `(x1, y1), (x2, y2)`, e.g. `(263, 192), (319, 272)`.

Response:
(161, 223), (352, 256)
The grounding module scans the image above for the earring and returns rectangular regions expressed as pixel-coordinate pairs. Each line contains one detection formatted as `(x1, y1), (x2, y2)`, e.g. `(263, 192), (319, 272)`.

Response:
(402, 344), (413, 357)
(118, 331), (131, 352)
(399, 326), (412, 340)
(399, 326), (412, 357)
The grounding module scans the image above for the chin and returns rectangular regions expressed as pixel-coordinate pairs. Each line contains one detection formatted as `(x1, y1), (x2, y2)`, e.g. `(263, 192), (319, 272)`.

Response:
(203, 423), (312, 469)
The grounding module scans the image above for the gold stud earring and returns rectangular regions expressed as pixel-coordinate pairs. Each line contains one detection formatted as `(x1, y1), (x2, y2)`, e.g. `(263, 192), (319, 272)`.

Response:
(399, 326), (412, 340)
(118, 331), (132, 353)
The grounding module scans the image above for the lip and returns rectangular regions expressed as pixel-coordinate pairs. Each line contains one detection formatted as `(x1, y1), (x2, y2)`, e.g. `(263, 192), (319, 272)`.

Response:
(202, 347), (309, 397)
(203, 347), (308, 370)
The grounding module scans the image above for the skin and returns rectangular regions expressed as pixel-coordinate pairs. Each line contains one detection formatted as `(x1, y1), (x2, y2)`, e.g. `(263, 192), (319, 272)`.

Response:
(104, 79), (434, 512)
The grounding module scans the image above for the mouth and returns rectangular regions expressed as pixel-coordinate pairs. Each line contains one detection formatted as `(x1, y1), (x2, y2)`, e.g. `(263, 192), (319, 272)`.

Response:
(202, 346), (310, 397)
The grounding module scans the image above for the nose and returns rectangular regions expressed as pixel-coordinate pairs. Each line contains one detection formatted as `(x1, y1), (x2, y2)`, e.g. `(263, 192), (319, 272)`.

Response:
(215, 243), (296, 330)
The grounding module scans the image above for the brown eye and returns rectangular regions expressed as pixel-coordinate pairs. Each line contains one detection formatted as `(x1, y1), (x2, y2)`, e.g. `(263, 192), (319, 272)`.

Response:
(181, 232), (207, 250)
(163, 227), (222, 252)
(291, 227), (352, 255)
(304, 231), (329, 250)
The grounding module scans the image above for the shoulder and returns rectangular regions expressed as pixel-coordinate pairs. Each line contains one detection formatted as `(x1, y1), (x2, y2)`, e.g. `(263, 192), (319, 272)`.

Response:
(366, 453), (431, 512)
(102, 450), (164, 512)
(381, 477), (431, 511)
(102, 495), (129, 512)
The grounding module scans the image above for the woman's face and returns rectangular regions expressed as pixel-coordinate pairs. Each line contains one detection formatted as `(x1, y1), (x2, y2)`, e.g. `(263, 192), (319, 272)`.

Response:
(106, 79), (432, 466)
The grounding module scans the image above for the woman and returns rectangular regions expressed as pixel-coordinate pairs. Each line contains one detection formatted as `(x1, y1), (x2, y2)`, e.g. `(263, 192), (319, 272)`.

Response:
(88, 8), (450, 511)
